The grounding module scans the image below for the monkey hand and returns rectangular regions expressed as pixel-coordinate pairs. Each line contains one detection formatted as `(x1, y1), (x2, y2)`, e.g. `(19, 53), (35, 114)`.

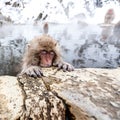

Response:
(54, 61), (74, 72)
(21, 66), (43, 78)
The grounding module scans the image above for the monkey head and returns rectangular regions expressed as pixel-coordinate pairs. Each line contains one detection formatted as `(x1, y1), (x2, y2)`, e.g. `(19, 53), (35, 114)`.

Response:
(27, 35), (61, 67)
(108, 9), (114, 13)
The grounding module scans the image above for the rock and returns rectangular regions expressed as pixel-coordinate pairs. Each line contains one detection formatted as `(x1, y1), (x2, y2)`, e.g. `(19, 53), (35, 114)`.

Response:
(0, 68), (120, 120)
(0, 12), (12, 25)
(41, 68), (120, 120)
(0, 76), (23, 120)
(0, 75), (66, 120)
(0, 37), (27, 75)
(17, 75), (66, 120)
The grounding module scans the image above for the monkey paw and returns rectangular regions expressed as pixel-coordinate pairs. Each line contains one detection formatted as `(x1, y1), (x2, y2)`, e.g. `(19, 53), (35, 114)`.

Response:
(55, 62), (74, 72)
(21, 66), (43, 78)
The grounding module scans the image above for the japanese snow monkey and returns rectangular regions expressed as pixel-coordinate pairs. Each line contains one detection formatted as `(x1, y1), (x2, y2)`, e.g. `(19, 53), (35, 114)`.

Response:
(104, 8), (115, 24)
(20, 23), (74, 77)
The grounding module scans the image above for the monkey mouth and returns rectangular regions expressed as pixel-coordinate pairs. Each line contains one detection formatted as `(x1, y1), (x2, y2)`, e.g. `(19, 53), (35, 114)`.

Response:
(40, 63), (52, 68)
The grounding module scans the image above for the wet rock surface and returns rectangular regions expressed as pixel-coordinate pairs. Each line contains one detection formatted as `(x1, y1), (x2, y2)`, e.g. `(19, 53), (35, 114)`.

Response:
(0, 68), (120, 120)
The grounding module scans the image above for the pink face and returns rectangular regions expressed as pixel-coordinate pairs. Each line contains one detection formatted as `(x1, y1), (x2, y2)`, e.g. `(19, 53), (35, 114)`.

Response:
(108, 9), (113, 14)
(39, 50), (55, 67)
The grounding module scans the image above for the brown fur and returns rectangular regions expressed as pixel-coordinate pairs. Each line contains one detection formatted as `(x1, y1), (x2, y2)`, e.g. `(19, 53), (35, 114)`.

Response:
(22, 35), (61, 68)
(20, 23), (74, 77)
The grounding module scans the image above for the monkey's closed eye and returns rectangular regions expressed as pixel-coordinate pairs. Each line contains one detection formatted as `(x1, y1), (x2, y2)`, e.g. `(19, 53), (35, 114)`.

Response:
(50, 51), (55, 55)
(40, 50), (55, 55)
(40, 50), (47, 55)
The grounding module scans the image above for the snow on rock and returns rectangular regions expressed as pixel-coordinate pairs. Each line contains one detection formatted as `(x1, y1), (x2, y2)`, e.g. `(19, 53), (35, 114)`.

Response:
(17, 0), (68, 24)
(0, 0), (69, 24)
(0, 0), (96, 24)
(0, 0), (120, 24)
(0, 37), (26, 75)
(0, 0), (25, 22)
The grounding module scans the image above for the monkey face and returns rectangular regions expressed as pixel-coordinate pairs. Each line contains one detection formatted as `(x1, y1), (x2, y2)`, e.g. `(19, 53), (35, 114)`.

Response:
(39, 50), (56, 67)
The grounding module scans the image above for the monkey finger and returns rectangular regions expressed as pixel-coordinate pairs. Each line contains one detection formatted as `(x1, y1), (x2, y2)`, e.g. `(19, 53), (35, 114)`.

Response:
(34, 69), (43, 77)
(40, 71), (44, 76)
(33, 69), (41, 77)
(20, 69), (25, 74)
(67, 65), (74, 71)
(29, 70), (38, 78)
(62, 64), (67, 72)
(25, 70), (31, 76)
(58, 63), (63, 70)
(53, 61), (60, 67)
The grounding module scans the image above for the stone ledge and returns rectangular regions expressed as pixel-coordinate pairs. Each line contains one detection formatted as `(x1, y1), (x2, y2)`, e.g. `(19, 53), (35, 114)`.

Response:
(0, 68), (120, 120)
